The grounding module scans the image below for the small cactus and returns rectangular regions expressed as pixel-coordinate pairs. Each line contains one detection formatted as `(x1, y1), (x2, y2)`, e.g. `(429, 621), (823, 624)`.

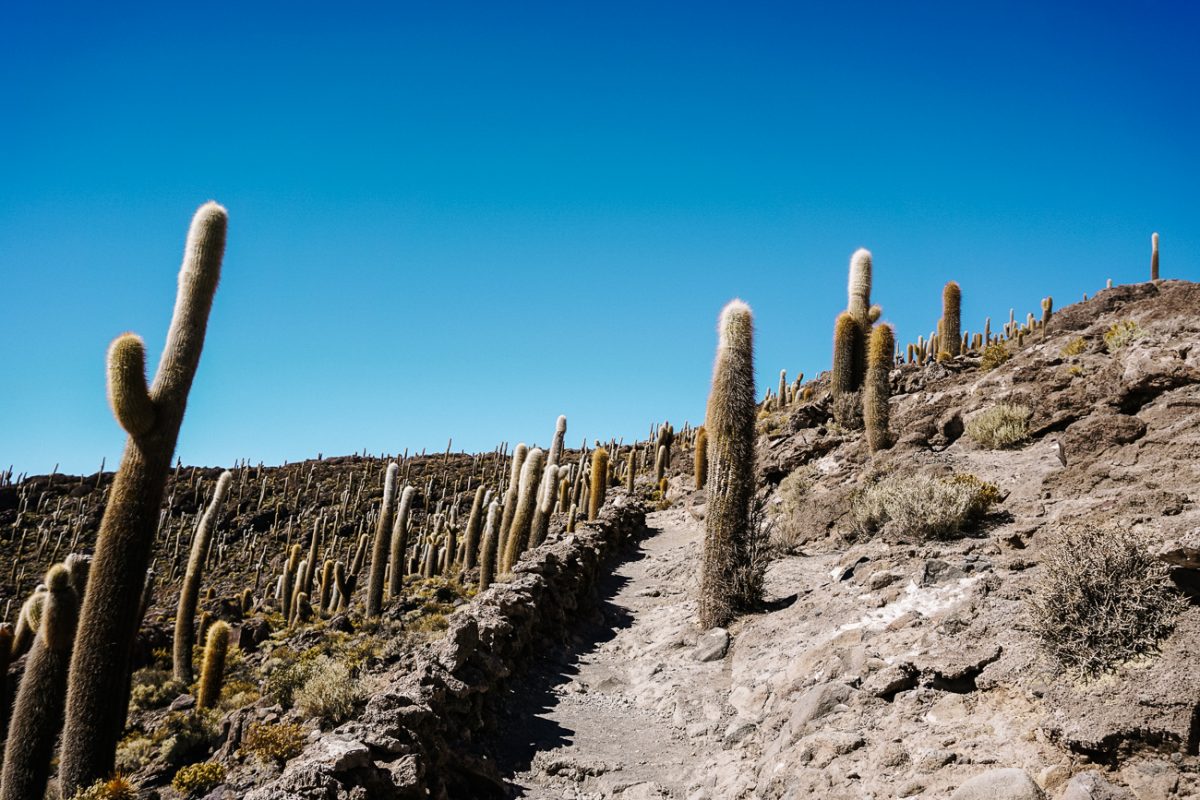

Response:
(588, 447), (609, 521)
(174, 470), (232, 683)
(864, 324), (895, 452)
(942, 281), (961, 357)
(196, 620), (230, 710)
(1151, 232), (1159, 281)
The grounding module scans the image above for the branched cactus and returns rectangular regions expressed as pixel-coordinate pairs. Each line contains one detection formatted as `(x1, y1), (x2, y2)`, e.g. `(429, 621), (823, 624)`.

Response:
(694, 427), (708, 490)
(942, 281), (961, 357)
(366, 463), (400, 617)
(61, 202), (228, 796)
(588, 447), (609, 521)
(173, 470), (231, 683)
(0, 564), (78, 800)
(699, 300), (757, 629)
(865, 324), (895, 452)
(196, 620), (230, 710)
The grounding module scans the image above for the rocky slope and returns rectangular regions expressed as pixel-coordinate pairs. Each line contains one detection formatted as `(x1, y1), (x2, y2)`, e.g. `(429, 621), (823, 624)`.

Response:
(480, 279), (1200, 799)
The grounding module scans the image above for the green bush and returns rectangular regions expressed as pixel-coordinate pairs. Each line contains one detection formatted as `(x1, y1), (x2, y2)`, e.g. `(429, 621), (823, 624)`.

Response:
(171, 761), (225, 796)
(851, 472), (1000, 540)
(965, 404), (1031, 449)
(1029, 526), (1186, 677)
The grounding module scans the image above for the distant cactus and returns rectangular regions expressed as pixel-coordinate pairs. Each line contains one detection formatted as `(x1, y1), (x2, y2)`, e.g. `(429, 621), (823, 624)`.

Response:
(332, 562), (349, 613)
(196, 620), (230, 710)
(461, 485), (487, 572)
(588, 447), (609, 521)
(626, 451), (636, 493)
(62, 202), (228, 797)
(0, 564), (78, 800)
(280, 544), (301, 619)
(366, 462), (400, 617)
(1041, 296), (1053, 340)
(547, 415), (568, 467)
(864, 324), (895, 452)
(529, 463), (560, 550)
(694, 427), (708, 489)
(699, 300), (758, 629)
(12, 587), (46, 658)
(942, 281), (961, 357)
(318, 560), (335, 614)
(174, 470), (232, 683)
(478, 500), (501, 591)
(777, 370), (787, 408)
(832, 312), (861, 396)
(1151, 232), (1159, 281)
(502, 448), (546, 573)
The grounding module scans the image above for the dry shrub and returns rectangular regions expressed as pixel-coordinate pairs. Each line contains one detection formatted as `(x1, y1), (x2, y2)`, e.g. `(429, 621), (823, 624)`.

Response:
(1028, 526), (1186, 677)
(851, 472), (999, 540)
(294, 655), (363, 726)
(240, 721), (307, 764)
(981, 342), (1011, 370)
(770, 468), (812, 553)
(171, 761), (225, 796)
(966, 404), (1031, 449)
(1061, 337), (1087, 357)
(70, 776), (137, 800)
(1104, 319), (1144, 351)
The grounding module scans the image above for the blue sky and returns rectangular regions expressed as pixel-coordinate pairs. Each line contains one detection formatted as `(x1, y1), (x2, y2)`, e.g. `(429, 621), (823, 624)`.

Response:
(2, 1), (1197, 475)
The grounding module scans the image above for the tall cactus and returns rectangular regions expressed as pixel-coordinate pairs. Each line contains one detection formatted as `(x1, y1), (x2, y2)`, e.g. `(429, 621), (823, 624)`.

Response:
(864, 324), (895, 452)
(497, 444), (528, 566)
(529, 463), (559, 550)
(699, 300), (757, 629)
(942, 281), (961, 357)
(588, 447), (609, 521)
(0, 564), (78, 800)
(547, 415), (568, 468)
(694, 427), (708, 490)
(61, 202), (227, 796)
(460, 485), (487, 572)
(1151, 232), (1160, 281)
(832, 312), (861, 397)
(366, 462), (400, 617)
(196, 620), (230, 710)
(847, 248), (872, 324)
(386, 485), (415, 599)
(1041, 296), (1053, 340)
(502, 448), (546, 573)
(173, 470), (232, 683)
(478, 500), (501, 592)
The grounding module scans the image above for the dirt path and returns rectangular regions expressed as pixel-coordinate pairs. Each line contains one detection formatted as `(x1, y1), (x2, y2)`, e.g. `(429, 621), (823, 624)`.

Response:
(490, 507), (713, 799)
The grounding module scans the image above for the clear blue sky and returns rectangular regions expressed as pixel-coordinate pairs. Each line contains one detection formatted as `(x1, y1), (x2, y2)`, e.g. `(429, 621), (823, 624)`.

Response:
(2, 1), (1197, 475)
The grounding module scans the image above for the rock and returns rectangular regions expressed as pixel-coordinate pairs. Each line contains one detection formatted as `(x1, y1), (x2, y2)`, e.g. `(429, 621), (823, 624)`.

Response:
(861, 662), (918, 698)
(1061, 771), (1135, 800)
(693, 628), (730, 662)
(307, 735), (372, 773)
(919, 559), (966, 586)
(169, 693), (196, 711)
(950, 768), (1045, 800)
(788, 682), (854, 734)
(236, 617), (271, 651)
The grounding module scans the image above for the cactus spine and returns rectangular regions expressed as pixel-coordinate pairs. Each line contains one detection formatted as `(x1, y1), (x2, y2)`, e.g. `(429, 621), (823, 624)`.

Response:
(588, 447), (609, 521)
(62, 202), (227, 796)
(694, 427), (708, 489)
(699, 300), (757, 629)
(366, 463), (400, 617)
(173, 470), (231, 683)
(0, 564), (78, 800)
(865, 324), (895, 452)
(942, 281), (961, 357)
(1151, 232), (1159, 281)
(196, 620), (230, 710)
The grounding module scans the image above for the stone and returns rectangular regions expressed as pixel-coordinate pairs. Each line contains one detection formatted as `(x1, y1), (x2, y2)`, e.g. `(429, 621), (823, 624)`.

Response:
(1061, 771), (1135, 800)
(950, 768), (1045, 800)
(693, 628), (730, 662)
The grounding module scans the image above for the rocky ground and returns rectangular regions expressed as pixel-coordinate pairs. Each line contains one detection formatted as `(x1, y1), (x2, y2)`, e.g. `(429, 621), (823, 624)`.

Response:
(482, 280), (1200, 799)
